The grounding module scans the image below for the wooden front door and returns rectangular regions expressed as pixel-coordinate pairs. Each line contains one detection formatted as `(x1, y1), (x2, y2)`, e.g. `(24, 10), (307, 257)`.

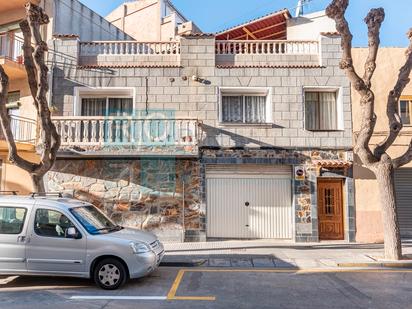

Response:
(318, 179), (344, 240)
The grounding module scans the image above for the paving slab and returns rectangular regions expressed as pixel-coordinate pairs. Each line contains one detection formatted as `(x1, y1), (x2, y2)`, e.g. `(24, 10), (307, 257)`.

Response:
(209, 258), (232, 267)
(273, 259), (297, 268)
(231, 258), (253, 268)
(252, 258), (276, 268)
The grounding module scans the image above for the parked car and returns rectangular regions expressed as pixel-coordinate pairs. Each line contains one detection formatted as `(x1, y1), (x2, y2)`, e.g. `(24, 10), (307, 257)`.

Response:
(0, 194), (164, 289)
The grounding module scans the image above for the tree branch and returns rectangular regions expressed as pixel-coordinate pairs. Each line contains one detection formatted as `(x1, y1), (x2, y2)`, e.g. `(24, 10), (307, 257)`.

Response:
(362, 8), (385, 87)
(326, 0), (378, 167)
(393, 139), (412, 168)
(0, 67), (38, 173)
(374, 29), (412, 158)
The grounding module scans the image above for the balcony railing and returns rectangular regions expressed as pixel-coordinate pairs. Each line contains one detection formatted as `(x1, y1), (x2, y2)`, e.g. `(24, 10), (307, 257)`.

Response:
(215, 40), (319, 55)
(0, 33), (24, 63)
(0, 115), (37, 144)
(52, 117), (199, 147)
(79, 41), (180, 56)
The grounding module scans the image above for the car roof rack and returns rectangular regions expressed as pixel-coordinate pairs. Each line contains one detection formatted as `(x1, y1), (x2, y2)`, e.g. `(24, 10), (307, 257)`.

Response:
(30, 192), (63, 198)
(0, 191), (18, 195)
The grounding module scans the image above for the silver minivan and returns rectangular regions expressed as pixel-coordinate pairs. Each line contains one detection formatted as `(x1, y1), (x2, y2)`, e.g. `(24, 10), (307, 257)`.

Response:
(0, 194), (164, 289)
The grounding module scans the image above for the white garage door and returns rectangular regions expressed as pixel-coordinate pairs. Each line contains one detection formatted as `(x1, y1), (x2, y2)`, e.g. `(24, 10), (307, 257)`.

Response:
(395, 168), (412, 237)
(206, 165), (292, 239)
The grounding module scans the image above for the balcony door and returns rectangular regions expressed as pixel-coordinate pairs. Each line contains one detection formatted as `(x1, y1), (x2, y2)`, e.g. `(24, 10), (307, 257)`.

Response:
(81, 97), (133, 117)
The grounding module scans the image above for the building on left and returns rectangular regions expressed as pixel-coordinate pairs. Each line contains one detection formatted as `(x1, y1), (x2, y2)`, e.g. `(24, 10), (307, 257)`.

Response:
(0, 0), (131, 193)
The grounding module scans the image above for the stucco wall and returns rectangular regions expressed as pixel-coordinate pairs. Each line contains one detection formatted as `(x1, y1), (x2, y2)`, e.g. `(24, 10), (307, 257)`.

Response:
(106, 0), (162, 41)
(352, 48), (412, 243)
(287, 11), (336, 41)
(0, 151), (40, 194)
(53, 0), (130, 41)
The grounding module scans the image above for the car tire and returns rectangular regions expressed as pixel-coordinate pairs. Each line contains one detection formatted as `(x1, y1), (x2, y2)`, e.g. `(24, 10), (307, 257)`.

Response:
(93, 258), (127, 290)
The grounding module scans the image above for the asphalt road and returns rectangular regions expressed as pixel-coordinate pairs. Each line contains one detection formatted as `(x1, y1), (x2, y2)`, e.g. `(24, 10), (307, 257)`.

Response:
(1, 268), (412, 309)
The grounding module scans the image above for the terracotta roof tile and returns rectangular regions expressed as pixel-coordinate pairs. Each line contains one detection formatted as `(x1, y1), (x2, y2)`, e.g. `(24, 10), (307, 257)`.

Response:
(180, 33), (215, 38)
(53, 34), (79, 38)
(315, 160), (352, 168)
(320, 32), (341, 36)
(216, 9), (291, 35)
(216, 64), (324, 69)
(77, 64), (182, 69)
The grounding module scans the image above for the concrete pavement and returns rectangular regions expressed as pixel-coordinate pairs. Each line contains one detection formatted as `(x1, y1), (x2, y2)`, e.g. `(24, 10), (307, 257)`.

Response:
(162, 239), (412, 269)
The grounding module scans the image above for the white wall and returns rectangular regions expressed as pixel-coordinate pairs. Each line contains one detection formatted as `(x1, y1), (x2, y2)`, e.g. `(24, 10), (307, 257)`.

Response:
(287, 10), (336, 41)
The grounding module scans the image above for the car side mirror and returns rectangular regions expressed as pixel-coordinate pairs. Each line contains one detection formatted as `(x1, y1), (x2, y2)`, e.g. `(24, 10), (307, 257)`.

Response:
(66, 227), (80, 239)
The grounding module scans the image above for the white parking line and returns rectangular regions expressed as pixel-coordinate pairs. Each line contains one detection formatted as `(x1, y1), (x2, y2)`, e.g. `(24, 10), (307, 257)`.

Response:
(70, 296), (168, 300)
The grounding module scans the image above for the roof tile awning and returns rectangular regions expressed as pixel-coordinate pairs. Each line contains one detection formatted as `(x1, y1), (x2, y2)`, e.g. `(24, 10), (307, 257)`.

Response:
(315, 160), (352, 168)
(216, 9), (291, 41)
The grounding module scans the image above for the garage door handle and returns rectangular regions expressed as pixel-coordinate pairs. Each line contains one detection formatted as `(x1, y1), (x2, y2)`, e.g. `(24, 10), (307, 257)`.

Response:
(245, 202), (250, 207)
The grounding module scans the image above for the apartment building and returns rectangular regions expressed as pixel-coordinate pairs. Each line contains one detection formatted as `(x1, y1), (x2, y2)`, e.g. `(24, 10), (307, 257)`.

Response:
(46, 2), (354, 243)
(0, 0), (132, 193)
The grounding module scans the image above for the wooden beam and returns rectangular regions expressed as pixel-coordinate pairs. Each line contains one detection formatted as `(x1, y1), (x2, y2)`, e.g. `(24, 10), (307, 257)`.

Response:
(259, 29), (286, 40)
(252, 21), (286, 35)
(242, 27), (257, 40)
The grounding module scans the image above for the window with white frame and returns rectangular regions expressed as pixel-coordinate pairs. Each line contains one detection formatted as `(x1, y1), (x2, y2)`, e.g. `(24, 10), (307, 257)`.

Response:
(81, 97), (133, 117)
(75, 88), (135, 117)
(399, 97), (412, 125)
(219, 88), (271, 124)
(304, 89), (341, 131)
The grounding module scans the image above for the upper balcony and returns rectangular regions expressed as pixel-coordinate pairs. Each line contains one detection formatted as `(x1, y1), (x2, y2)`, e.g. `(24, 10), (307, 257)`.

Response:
(0, 33), (26, 79)
(79, 41), (181, 67)
(215, 40), (320, 67)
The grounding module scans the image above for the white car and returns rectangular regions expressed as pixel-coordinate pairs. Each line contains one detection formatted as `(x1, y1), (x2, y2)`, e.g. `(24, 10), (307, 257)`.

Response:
(0, 194), (164, 289)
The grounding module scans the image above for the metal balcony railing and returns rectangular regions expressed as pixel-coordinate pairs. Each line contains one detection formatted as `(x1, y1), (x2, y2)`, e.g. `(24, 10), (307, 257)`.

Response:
(0, 115), (37, 144)
(0, 33), (24, 63)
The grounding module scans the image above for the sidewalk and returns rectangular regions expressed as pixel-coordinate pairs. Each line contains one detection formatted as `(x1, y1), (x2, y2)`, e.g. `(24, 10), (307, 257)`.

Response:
(161, 240), (412, 269)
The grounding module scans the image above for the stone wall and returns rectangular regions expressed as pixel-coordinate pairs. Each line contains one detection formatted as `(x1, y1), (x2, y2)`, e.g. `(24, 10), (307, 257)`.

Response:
(47, 158), (202, 242)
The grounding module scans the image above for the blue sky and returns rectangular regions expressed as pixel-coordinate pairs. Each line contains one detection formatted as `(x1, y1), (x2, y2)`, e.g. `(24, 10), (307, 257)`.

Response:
(80, 0), (411, 47)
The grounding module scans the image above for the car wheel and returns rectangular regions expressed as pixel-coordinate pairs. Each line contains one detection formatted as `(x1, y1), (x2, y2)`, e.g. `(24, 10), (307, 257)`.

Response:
(94, 258), (127, 290)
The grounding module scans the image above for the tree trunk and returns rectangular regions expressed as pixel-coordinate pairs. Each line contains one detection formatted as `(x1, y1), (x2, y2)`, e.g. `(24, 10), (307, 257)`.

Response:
(31, 174), (45, 193)
(375, 164), (402, 260)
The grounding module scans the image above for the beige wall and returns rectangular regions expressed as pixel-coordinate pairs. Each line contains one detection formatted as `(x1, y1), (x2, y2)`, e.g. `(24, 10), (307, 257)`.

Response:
(352, 47), (412, 243)
(287, 11), (336, 41)
(8, 78), (37, 120)
(106, 0), (162, 41)
(0, 150), (40, 195)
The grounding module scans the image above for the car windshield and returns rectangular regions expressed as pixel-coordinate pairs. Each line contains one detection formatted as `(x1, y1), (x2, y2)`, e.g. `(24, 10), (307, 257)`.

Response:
(70, 205), (122, 235)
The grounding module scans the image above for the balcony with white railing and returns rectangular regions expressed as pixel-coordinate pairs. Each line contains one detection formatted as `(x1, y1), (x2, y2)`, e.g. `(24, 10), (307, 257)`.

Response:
(79, 41), (181, 67)
(215, 40), (320, 67)
(52, 117), (201, 156)
(0, 115), (37, 145)
(0, 32), (26, 78)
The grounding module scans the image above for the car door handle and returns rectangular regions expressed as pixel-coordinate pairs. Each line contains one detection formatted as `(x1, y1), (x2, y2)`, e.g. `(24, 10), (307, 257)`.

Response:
(17, 236), (30, 243)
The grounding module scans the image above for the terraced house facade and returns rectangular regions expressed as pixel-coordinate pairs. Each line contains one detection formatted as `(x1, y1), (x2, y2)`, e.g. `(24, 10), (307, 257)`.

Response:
(42, 0), (354, 244)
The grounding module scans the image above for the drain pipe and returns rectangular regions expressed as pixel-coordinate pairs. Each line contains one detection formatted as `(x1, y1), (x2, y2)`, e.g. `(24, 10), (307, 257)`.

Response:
(182, 180), (185, 242)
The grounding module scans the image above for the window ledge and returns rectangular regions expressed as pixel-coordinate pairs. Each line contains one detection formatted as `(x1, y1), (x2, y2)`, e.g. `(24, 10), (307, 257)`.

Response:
(218, 123), (275, 128)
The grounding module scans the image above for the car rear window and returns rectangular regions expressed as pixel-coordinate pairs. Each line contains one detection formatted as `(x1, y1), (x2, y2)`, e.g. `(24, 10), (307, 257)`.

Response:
(0, 207), (27, 234)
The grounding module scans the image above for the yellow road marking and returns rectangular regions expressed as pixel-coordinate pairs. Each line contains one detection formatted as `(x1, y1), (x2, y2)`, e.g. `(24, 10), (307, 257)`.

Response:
(165, 267), (412, 301)
(167, 269), (215, 301)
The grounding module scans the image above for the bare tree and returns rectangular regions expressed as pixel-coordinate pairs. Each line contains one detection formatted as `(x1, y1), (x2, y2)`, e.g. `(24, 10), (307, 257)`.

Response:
(0, 3), (60, 192)
(326, 0), (412, 260)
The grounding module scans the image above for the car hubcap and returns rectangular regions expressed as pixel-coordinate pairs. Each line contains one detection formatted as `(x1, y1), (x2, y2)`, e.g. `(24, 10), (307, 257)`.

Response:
(98, 264), (121, 287)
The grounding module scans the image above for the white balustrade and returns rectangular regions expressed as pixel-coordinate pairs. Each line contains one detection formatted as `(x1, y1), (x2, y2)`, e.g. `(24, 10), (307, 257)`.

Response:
(52, 117), (199, 147)
(0, 115), (37, 143)
(215, 40), (319, 55)
(79, 41), (180, 56)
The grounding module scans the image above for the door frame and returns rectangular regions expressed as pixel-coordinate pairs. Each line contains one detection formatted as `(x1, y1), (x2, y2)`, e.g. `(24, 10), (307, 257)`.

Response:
(317, 178), (345, 241)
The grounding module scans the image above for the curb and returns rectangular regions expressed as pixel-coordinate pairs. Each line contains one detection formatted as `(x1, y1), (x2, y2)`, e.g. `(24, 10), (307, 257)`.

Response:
(338, 262), (412, 268)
